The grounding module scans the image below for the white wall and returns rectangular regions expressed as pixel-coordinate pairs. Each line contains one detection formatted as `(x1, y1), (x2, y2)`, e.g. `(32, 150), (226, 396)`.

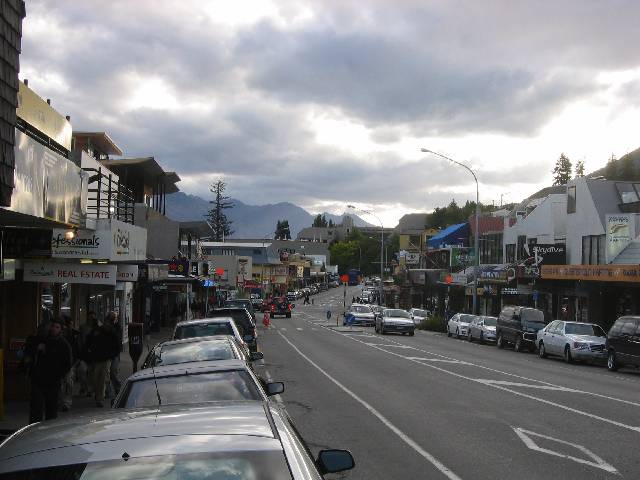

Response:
(565, 177), (604, 264)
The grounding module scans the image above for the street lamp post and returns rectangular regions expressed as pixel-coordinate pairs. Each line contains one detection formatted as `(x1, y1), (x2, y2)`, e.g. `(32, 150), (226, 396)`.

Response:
(348, 205), (384, 306)
(421, 148), (480, 315)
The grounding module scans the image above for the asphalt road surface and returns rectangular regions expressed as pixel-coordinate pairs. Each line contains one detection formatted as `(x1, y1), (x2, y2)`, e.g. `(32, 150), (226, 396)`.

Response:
(256, 286), (640, 479)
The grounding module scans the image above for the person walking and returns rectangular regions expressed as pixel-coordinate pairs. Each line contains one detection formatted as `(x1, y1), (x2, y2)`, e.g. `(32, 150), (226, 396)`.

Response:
(86, 312), (120, 407)
(26, 318), (72, 423)
(304, 292), (310, 305)
(107, 311), (123, 399)
(59, 317), (79, 411)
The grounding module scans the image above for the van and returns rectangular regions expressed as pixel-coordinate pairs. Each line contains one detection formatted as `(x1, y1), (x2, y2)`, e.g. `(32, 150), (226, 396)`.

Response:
(497, 306), (546, 352)
(606, 316), (640, 371)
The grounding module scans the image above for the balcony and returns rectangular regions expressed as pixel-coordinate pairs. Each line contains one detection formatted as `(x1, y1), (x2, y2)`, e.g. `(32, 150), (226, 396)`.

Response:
(83, 166), (135, 224)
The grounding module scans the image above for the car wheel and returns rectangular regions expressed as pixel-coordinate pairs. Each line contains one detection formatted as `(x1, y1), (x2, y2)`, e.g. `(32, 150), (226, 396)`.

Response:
(467, 331), (473, 342)
(514, 337), (523, 352)
(456, 328), (461, 339)
(607, 350), (618, 371)
(447, 327), (452, 338)
(479, 332), (484, 345)
(564, 345), (573, 364)
(497, 333), (504, 349)
(539, 342), (547, 358)
(409, 330), (415, 337)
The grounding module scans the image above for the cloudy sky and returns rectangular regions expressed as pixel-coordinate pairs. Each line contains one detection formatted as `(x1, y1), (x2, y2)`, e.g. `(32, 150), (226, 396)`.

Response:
(20, 0), (640, 226)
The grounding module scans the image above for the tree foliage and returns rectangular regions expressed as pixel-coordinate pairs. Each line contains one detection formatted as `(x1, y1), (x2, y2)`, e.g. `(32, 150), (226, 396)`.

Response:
(574, 160), (585, 177)
(274, 219), (291, 240)
(552, 153), (573, 186)
(329, 228), (399, 276)
(312, 213), (328, 227)
(207, 179), (234, 241)
(427, 199), (493, 230)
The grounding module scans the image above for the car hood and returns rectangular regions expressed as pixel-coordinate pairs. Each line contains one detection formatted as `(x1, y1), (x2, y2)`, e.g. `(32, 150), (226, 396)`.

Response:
(385, 317), (413, 325)
(353, 312), (374, 318)
(565, 334), (606, 344)
(482, 326), (497, 331)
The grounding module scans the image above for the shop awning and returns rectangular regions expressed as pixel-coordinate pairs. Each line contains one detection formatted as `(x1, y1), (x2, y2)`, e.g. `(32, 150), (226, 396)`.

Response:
(428, 223), (469, 249)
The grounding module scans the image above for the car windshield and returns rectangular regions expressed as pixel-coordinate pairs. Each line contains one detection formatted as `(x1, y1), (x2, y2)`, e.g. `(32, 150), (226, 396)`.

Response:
(521, 309), (545, 329)
(174, 323), (233, 340)
(564, 323), (606, 337)
(148, 340), (236, 367)
(0, 451), (294, 480)
(119, 370), (262, 408)
(482, 317), (497, 326)
(353, 306), (372, 313)
(386, 310), (411, 318)
(460, 315), (475, 323)
(210, 311), (253, 331)
(413, 310), (429, 317)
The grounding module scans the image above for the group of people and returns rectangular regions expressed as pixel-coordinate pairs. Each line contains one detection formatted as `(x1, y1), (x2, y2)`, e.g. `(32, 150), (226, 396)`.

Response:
(22, 310), (123, 423)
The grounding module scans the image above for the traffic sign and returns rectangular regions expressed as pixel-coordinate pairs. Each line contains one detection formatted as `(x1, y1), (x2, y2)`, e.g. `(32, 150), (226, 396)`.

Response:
(326, 310), (332, 320)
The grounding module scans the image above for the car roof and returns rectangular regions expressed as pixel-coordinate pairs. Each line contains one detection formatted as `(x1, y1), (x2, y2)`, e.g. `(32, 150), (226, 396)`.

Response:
(128, 359), (250, 380)
(0, 402), (279, 470)
(211, 307), (249, 312)
(156, 335), (236, 347)
(175, 317), (235, 327)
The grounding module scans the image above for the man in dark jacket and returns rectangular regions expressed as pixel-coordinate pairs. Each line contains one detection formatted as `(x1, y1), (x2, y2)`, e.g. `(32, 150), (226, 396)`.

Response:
(28, 318), (72, 423)
(86, 312), (120, 407)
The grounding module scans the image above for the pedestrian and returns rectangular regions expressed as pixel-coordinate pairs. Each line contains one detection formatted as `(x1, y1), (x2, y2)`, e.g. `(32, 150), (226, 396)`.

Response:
(304, 292), (310, 305)
(59, 317), (80, 411)
(76, 311), (96, 397)
(26, 318), (72, 423)
(86, 311), (120, 407)
(106, 311), (123, 399)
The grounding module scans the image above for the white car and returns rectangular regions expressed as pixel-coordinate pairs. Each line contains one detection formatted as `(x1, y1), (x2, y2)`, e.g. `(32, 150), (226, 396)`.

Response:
(409, 308), (431, 325)
(447, 313), (476, 339)
(375, 309), (415, 336)
(537, 320), (607, 363)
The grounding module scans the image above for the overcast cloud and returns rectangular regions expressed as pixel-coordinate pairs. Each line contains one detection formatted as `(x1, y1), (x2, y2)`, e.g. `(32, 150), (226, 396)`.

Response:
(19, 0), (640, 225)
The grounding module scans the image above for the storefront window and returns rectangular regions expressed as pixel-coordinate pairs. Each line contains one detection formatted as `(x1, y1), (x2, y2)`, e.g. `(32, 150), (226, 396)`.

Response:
(40, 283), (55, 328)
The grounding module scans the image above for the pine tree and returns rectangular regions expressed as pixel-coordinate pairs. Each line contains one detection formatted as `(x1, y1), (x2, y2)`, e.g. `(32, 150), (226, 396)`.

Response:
(604, 154), (617, 180)
(551, 153), (573, 186)
(574, 160), (585, 177)
(275, 219), (291, 240)
(207, 179), (234, 241)
(312, 214), (328, 227)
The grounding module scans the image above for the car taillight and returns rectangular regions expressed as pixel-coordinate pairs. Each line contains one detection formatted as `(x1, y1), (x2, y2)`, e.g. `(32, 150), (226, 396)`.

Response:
(271, 304), (275, 311)
(288, 304), (292, 311)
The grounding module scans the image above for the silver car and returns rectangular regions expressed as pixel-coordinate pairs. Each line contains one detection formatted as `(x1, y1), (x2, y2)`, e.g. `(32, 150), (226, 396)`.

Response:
(537, 320), (607, 363)
(344, 303), (376, 326)
(409, 308), (431, 326)
(447, 313), (476, 339)
(376, 309), (415, 336)
(173, 317), (245, 344)
(0, 402), (355, 478)
(113, 359), (283, 408)
(467, 316), (497, 343)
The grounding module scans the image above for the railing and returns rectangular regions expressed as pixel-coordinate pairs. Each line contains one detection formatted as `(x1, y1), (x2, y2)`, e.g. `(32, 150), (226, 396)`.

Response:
(82, 167), (135, 224)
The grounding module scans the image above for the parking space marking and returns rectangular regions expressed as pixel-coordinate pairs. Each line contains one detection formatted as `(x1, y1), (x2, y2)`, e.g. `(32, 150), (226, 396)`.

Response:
(476, 380), (576, 392)
(405, 357), (468, 364)
(277, 330), (463, 480)
(513, 427), (618, 474)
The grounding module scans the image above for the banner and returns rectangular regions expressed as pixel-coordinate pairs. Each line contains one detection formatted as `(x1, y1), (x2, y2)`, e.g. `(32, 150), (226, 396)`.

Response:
(542, 264), (640, 283)
(24, 262), (117, 285)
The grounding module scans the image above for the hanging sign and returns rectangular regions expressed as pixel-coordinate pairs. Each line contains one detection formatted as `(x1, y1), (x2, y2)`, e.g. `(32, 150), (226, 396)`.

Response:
(24, 262), (117, 285)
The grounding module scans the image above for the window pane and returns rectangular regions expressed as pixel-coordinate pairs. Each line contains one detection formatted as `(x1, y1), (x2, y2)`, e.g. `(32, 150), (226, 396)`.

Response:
(567, 186), (576, 213)
(582, 236), (590, 264)
(590, 235), (598, 265)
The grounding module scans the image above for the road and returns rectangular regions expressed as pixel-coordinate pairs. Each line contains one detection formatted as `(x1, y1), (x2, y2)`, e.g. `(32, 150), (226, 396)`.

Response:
(257, 286), (640, 479)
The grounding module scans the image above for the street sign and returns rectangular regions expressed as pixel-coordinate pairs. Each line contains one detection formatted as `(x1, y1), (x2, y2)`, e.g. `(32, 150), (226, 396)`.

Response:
(326, 310), (331, 320)
(533, 290), (539, 301)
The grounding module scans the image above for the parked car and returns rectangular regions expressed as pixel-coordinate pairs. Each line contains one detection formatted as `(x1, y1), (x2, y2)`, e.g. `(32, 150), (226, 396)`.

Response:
(141, 336), (263, 370)
(250, 293), (263, 309)
(173, 317), (245, 346)
(467, 316), (497, 343)
(371, 305), (385, 322)
(409, 308), (430, 326)
(209, 307), (258, 351)
(536, 320), (606, 363)
(606, 316), (640, 371)
(0, 402), (355, 479)
(271, 296), (294, 318)
(225, 298), (256, 320)
(375, 309), (415, 336)
(113, 359), (283, 408)
(496, 306), (546, 352)
(447, 313), (476, 339)
(343, 304), (375, 326)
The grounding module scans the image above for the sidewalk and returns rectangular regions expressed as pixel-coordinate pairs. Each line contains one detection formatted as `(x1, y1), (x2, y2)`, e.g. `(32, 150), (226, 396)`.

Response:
(0, 327), (173, 436)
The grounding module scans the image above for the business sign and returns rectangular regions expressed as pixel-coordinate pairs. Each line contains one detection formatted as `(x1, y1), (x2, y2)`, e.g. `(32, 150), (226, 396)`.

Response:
(116, 265), (138, 282)
(8, 130), (87, 227)
(450, 247), (475, 267)
(541, 264), (640, 283)
(606, 214), (634, 263)
(24, 262), (117, 285)
(169, 258), (189, 276)
(297, 266), (304, 278)
(405, 252), (420, 265)
(515, 243), (566, 278)
(478, 265), (510, 284)
(51, 229), (102, 258)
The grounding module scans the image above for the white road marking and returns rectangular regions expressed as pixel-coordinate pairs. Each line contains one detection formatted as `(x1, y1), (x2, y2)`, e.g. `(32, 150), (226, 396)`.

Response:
(405, 357), (467, 364)
(365, 343), (415, 349)
(476, 380), (576, 392)
(280, 328), (287, 331)
(332, 330), (640, 434)
(512, 427), (618, 474)
(296, 328), (303, 331)
(277, 331), (463, 480)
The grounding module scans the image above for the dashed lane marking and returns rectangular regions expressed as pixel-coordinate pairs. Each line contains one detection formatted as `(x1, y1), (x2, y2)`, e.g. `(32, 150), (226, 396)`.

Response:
(277, 330), (463, 480)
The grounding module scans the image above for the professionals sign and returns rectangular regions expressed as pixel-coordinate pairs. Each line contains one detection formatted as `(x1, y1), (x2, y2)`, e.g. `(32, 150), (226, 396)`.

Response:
(541, 264), (640, 283)
(606, 214), (634, 263)
(23, 262), (117, 285)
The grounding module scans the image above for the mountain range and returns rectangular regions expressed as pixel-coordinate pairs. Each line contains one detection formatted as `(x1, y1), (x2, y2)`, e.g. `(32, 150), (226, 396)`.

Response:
(164, 192), (373, 238)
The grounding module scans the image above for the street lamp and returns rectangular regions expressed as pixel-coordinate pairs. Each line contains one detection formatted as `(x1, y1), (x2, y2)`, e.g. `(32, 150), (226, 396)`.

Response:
(421, 148), (480, 315)
(347, 204), (384, 306)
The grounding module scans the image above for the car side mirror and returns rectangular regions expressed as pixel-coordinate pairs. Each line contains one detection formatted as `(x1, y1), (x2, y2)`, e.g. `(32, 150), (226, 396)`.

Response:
(316, 449), (355, 474)
(266, 382), (284, 396)
(250, 351), (264, 361)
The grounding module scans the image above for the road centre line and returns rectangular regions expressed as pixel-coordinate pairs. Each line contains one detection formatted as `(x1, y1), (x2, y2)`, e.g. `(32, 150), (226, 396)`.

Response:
(333, 330), (640, 433)
(277, 330), (463, 480)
